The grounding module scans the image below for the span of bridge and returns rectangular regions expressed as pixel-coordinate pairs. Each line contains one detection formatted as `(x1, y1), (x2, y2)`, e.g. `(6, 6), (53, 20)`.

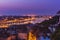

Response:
(0, 16), (50, 28)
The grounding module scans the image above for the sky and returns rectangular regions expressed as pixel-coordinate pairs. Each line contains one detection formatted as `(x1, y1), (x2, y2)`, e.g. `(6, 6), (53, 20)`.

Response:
(0, 0), (60, 16)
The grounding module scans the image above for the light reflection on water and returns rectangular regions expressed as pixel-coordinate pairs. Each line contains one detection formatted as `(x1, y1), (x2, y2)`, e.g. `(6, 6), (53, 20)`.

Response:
(0, 37), (50, 40)
(0, 36), (50, 40)
(37, 36), (50, 40)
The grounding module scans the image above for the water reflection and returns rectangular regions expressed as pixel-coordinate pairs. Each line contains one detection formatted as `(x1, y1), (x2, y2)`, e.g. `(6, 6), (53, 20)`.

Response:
(37, 36), (50, 40)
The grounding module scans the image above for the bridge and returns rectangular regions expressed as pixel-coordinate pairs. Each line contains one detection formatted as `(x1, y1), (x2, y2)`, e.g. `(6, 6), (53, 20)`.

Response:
(0, 16), (51, 28)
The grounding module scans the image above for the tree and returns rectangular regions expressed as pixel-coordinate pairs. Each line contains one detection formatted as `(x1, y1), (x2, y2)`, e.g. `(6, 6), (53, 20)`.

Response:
(51, 24), (60, 40)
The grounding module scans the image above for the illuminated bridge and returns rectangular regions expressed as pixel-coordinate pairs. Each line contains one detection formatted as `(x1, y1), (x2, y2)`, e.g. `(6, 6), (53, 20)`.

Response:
(0, 16), (51, 28)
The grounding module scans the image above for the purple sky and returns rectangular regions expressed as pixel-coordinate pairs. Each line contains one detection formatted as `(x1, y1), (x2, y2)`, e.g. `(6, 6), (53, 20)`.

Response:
(0, 0), (60, 16)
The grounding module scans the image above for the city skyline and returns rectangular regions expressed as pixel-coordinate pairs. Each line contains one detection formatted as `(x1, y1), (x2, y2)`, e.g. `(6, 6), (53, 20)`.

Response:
(0, 0), (60, 16)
